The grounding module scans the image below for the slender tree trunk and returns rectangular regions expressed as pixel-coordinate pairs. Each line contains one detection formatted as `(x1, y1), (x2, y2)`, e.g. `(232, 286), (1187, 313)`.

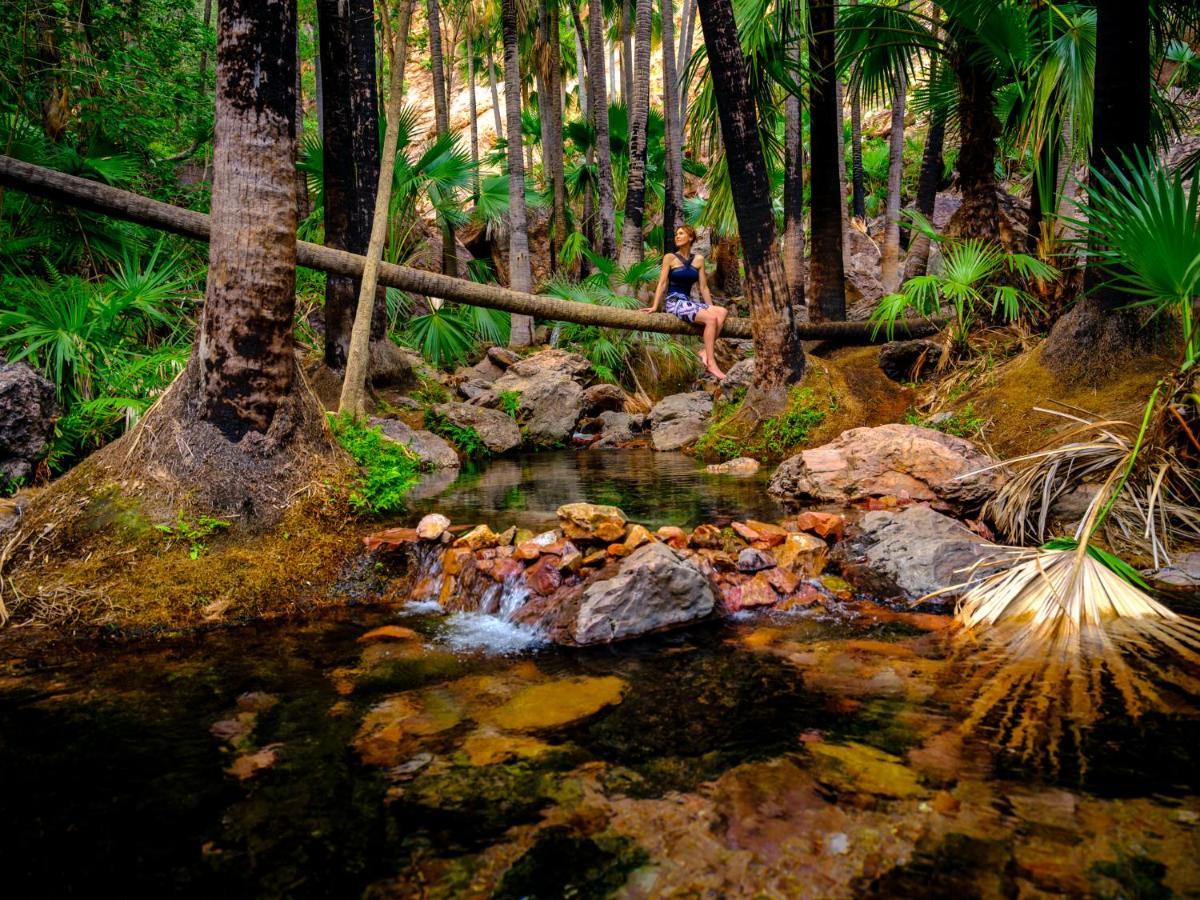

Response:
(661, 0), (683, 253)
(570, 0), (589, 117)
(848, 0), (865, 221)
(295, 23), (310, 220)
(339, 5), (411, 415)
(200, 0), (301, 437)
(503, 0), (535, 346)
(621, 0), (633, 107)
(617, 0), (652, 272)
(902, 10), (944, 280)
(1043, 0), (1156, 377)
(880, 70), (905, 293)
(677, 0), (697, 125)
(318, 0), (384, 370)
(782, 51), (805, 311)
(487, 44), (504, 141)
(589, 0), (616, 258)
(467, 30), (479, 204)
(426, 0), (449, 134)
(807, 0), (845, 321)
(696, 0), (805, 402)
(547, 0), (567, 274)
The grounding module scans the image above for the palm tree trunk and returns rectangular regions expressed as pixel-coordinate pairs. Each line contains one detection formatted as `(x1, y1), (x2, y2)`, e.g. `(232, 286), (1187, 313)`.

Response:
(467, 29), (479, 205)
(677, 0), (697, 124)
(589, 0), (617, 258)
(487, 44), (504, 141)
(570, 0), (589, 118)
(426, 0), (449, 135)
(1043, 0), (1155, 377)
(621, 0), (633, 107)
(696, 0), (805, 402)
(617, 0), (652, 272)
(782, 49), (805, 310)
(880, 70), (905, 294)
(902, 8), (944, 280)
(338, 3), (412, 415)
(317, 0), (383, 369)
(807, 0), (845, 321)
(848, 0), (865, 221)
(948, 52), (1000, 241)
(503, 0), (535, 346)
(200, 0), (303, 436)
(546, 0), (567, 274)
(661, 0), (683, 252)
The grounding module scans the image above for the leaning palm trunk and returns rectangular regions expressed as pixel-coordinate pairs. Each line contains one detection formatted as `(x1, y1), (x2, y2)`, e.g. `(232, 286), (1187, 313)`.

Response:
(338, 4), (412, 416)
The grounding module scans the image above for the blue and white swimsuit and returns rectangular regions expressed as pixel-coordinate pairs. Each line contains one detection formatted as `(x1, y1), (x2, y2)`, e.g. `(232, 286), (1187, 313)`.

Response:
(664, 253), (708, 323)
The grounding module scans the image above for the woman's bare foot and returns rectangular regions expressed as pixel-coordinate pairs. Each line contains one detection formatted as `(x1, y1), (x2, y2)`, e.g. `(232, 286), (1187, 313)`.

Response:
(705, 362), (726, 381)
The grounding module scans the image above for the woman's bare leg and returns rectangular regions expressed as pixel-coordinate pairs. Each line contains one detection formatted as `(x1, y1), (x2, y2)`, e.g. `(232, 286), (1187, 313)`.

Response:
(696, 308), (726, 379)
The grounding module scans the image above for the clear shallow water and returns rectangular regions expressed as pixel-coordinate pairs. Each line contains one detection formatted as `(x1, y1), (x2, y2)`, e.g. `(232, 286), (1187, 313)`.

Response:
(408, 448), (785, 532)
(3, 451), (1200, 898)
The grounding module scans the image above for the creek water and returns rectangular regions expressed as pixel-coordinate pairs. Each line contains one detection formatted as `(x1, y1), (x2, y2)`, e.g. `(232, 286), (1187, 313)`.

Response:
(3, 451), (1200, 898)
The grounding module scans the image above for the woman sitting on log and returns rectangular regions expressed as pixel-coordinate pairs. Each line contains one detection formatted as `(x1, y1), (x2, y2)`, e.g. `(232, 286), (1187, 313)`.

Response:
(642, 224), (729, 381)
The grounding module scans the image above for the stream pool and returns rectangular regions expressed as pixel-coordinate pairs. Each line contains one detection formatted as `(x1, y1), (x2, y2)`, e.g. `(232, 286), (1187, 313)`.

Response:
(3, 450), (1199, 897)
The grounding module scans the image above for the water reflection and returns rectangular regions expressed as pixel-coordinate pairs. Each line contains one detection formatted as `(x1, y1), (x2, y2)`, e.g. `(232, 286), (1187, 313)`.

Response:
(409, 449), (783, 530)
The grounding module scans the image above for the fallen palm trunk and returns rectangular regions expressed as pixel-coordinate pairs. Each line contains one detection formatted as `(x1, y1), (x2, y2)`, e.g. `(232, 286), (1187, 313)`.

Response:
(0, 154), (944, 343)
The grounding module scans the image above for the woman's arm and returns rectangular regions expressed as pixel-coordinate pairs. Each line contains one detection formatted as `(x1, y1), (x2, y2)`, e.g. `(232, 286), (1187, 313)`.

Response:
(644, 255), (672, 312)
(696, 255), (715, 304)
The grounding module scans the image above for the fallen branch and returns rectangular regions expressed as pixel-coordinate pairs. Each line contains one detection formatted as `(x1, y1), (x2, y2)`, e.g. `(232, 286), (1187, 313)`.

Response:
(0, 154), (944, 343)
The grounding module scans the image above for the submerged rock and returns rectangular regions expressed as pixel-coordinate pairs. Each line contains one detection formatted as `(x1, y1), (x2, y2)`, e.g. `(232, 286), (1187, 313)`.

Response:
(371, 417), (460, 469)
(707, 457), (760, 475)
(0, 361), (56, 487)
(768, 423), (1006, 515)
(572, 542), (717, 644)
(432, 402), (521, 454)
(649, 391), (714, 451)
(838, 505), (994, 600)
(482, 675), (625, 730)
(807, 740), (925, 799)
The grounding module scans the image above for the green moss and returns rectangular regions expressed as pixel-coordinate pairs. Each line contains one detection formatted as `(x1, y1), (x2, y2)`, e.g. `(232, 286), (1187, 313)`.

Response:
(329, 412), (423, 515)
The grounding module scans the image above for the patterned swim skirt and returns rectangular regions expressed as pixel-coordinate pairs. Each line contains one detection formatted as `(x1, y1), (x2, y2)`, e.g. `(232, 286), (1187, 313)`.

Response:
(665, 292), (708, 324)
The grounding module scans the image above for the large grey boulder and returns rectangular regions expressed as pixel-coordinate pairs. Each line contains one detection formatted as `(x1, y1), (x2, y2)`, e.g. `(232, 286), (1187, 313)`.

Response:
(721, 358), (756, 394)
(572, 542), (716, 644)
(432, 403), (521, 454)
(491, 348), (590, 446)
(370, 418), (460, 469)
(649, 391), (713, 451)
(592, 410), (634, 448)
(0, 362), (56, 487)
(838, 505), (995, 600)
(581, 383), (626, 415)
(768, 423), (1005, 515)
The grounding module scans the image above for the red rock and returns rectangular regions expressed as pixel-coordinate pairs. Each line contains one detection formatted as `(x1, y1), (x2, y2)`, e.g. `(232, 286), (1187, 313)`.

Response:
(774, 533), (828, 577)
(656, 525), (688, 549)
(442, 547), (475, 577)
(777, 583), (823, 610)
(689, 523), (723, 549)
(453, 524), (499, 551)
(731, 521), (761, 542)
(623, 524), (654, 551)
(226, 745), (282, 780)
(932, 790), (960, 814)
(794, 511), (846, 541)
(765, 567), (802, 595)
(698, 548), (738, 571)
(525, 555), (563, 595)
(363, 527), (419, 551)
(358, 625), (419, 643)
(582, 550), (608, 566)
(490, 558), (524, 582)
(607, 543), (630, 558)
(737, 548), (776, 572)
(745, 520), (788, 547)
(513, 541), (543, 561)
(720, 585), (743, 613)
(739, 572), (780, 609)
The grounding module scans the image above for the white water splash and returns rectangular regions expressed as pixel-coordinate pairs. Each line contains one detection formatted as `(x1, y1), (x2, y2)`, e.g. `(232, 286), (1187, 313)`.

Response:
(401, 598), (443, 615)
(440, 612), (544, 654)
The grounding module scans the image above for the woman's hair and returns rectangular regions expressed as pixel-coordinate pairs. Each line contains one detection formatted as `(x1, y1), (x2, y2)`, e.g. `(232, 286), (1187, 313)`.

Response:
(675, 224), (697, 245)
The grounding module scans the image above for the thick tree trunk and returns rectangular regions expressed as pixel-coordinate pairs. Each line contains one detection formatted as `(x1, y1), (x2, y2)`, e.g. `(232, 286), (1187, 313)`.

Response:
(589, 0), (617, 258)
(200, 0), (302, 438)
(947, 52), (1000, 241)
(617, 0), (652, 272)
(782, 63), (805, 311)
(1, 154), (950, 343)
(696, 0), (805, 402)
(503, 0), (535, 346)
(807, 0), (846, 321)
(1043, 0), (1157, 379)
(317, 0), (383, 370)
(487, 44), (504, 141)
(880, 71), (905, 293)
(661, 0), (683, 253)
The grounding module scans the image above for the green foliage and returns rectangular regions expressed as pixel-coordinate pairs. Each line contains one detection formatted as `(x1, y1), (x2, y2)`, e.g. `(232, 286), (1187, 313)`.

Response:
(156, 512), (231, 560)
(870, 218), (1057, 346)
(759, 389), (831, 455)
(1072, 152), (1200, 371)
(905, 403), (985, 439)
(498, 390), (521, 419)
(412, 376), (451, 409)
(1041, 537), (1152, 591)
(697, 387), (832, 460)
(426, 410), (490, 460)
(329, 413), (423, 516)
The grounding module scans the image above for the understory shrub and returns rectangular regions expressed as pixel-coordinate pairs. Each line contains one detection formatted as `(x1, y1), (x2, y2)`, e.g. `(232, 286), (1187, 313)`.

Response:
(696, 387), (833, 460)
(425, 409), (489, 459)
(329, 413), (424, 514)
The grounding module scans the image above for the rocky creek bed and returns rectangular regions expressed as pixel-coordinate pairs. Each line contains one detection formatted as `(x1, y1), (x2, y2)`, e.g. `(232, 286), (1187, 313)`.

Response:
(4, 449), (1200, 896)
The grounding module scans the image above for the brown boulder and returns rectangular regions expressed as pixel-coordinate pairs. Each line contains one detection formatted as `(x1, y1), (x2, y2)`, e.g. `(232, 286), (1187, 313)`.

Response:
(557, 502), (628, 543)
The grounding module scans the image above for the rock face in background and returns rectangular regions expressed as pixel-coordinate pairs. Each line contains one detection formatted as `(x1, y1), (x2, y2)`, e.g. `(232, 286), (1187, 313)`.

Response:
(721, 359), (756, 394)
(878, 339), (943, 383)
(371, 418), (460, 469)
(572, 542), (716, 644)
(838, 505), (994, 599)
(581, 383), (626, 415)
(0, 362), (57, 486)
(649, 392), (713, 451)
(432, 403), (522, 454)
(490, 349), (591, 446)
(769, 424), (1005, 515)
